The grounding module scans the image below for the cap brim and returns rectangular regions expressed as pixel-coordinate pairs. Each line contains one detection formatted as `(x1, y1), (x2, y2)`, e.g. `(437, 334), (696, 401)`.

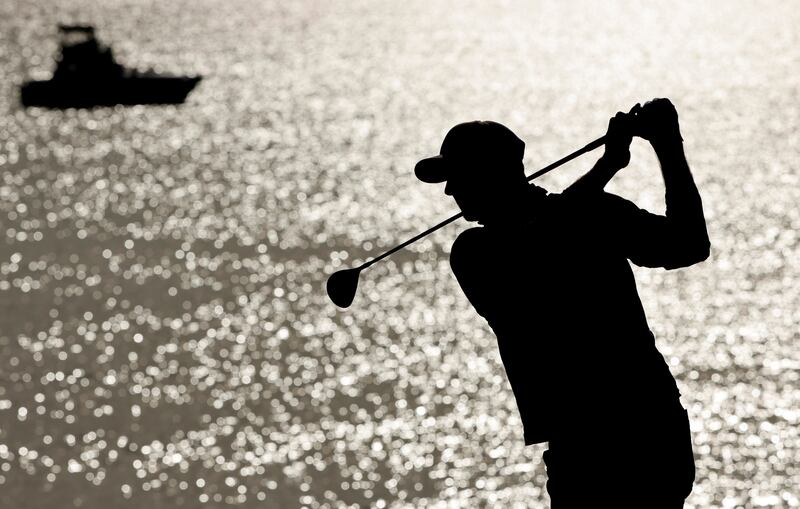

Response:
(414, 156), (451, 183)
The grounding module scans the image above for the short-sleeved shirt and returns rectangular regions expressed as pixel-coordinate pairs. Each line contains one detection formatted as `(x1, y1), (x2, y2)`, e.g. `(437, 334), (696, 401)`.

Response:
(449, 186), (707, 445)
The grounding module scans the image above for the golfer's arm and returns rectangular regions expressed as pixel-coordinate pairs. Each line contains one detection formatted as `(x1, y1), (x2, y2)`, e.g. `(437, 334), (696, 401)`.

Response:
(563, 155), (621, 195)
(628, 140), (710, 269)
(656, 139), (710, 262)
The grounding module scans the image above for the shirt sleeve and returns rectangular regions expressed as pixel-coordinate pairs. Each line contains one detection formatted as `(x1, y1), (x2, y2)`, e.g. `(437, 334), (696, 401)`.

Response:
(601, 191), (710, 270)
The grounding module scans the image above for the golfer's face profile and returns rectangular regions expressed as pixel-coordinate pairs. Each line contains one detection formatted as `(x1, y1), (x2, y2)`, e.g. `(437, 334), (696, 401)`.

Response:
(444, 161), (520, 223)
(444, 169), (488, 222)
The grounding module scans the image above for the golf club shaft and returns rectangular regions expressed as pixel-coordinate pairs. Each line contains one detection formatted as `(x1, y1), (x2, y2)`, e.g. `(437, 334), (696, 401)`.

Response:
(526, 135), (606, 181)
(360, 135), (607, 271)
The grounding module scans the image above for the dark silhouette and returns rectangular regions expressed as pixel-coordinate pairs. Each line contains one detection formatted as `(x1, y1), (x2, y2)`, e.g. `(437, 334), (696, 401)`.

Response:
(21, 25), (201, 108)
(415, 99), (709, 508)
(327, 135), (606, 308)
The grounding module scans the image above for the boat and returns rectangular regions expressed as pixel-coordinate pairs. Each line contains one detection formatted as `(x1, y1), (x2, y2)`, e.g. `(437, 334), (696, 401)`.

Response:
(21, 25), (202, 108)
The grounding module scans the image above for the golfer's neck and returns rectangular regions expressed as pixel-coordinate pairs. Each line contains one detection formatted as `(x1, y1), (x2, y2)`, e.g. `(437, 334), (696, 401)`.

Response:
(480, 185), (541, 227)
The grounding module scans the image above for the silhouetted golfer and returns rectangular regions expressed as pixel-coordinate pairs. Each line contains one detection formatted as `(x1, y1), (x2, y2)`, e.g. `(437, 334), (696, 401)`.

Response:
(415, 98), (709, 508)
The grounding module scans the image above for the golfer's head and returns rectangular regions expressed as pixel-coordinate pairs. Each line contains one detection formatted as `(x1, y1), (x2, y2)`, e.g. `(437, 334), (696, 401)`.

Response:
(415, 121), (527, 222)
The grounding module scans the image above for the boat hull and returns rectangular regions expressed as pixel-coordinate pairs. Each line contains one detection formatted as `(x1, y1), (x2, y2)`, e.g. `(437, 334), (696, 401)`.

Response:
(20, 75), (201, 108)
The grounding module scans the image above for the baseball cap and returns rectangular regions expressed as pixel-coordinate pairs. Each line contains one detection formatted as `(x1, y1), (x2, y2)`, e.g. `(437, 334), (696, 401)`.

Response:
(414, 120), (525, 183)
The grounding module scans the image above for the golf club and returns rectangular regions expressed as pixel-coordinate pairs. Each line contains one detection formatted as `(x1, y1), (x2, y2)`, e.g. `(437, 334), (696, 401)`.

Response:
(326, 134), (608, 308)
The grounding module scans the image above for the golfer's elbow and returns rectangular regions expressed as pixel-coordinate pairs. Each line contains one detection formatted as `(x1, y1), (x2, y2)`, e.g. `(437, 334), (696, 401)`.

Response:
(685, 238), (710, 266)
(688, 220), (711, 263)
(664, 235), (710, 269)
(696, 236), (711, 262)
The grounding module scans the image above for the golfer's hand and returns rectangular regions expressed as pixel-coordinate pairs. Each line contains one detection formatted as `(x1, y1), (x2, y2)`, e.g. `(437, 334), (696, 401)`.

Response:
(635, 98), (683, 145)
(602, 110), (634, 170)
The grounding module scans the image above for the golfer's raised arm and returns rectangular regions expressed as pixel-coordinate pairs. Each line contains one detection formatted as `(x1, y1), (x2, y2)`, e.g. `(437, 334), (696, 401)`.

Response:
(564, 110), (635, 195)
(622, 137), (710, 269)
(581, 99), (707, 269)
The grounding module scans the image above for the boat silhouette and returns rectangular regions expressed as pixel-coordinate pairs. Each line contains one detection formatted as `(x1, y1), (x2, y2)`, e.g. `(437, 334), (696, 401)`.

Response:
(21, 25), (202, 108)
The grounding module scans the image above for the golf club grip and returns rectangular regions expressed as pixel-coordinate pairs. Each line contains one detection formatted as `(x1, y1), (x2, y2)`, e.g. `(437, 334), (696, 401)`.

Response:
(360, 135), (608, 270)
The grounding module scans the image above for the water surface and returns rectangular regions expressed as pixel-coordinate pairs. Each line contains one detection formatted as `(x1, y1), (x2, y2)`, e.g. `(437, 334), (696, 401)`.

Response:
(0, 1), (798, 507)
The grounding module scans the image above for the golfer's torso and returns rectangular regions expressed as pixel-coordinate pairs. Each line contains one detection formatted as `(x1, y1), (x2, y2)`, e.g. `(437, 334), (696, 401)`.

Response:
(457, 193), (679, 442)
(484, 192), (652, 349)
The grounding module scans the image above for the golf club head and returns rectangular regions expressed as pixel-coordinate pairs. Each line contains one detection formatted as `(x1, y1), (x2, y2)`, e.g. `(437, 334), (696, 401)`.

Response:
(326, 267), (361, 308)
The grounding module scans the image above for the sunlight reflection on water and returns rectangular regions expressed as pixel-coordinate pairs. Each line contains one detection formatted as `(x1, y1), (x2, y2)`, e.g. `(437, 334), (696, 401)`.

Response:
(0, 1), (798, 507)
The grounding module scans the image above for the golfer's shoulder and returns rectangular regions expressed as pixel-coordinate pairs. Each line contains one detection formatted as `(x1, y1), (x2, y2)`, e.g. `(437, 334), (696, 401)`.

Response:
(452, 227), (489, 253)
(450, 227), (491, 269)
(562, 190), (640, 216)
(600, 191), (640, 211)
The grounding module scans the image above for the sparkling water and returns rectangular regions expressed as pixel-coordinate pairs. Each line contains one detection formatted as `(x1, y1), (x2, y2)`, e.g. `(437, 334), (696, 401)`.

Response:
(1, 1), (798, 507)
